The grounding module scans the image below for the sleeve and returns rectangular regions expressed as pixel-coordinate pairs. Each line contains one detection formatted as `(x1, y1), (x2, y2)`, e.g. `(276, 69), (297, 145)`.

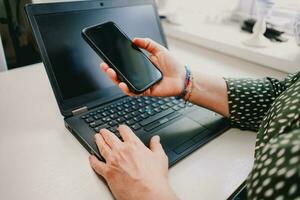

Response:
(224, 73), (299, 132)
(246, 128), (300, 199)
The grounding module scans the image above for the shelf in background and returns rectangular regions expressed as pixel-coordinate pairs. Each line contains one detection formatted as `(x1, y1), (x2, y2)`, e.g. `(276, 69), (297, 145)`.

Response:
(162, 21), (300, 73)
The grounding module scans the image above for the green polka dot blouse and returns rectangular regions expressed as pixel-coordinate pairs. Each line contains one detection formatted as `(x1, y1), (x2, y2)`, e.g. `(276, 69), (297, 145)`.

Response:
(225, 72), (300, 200)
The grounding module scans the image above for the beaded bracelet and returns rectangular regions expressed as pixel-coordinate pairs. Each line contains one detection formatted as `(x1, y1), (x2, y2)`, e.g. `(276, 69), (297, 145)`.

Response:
(184, 71), (193, 102)
(175, 65), (191, 100)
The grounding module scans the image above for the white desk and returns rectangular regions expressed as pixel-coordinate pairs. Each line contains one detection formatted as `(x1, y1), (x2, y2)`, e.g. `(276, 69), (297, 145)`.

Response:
(0, 38), (285, 200)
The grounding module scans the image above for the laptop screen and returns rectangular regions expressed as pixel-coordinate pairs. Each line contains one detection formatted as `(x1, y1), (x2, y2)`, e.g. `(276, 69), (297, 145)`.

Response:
(35, 4), (164, 100)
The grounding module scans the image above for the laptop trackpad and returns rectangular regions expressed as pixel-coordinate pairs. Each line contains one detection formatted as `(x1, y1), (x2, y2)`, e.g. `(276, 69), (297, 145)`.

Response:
(156, 117), (206, 151)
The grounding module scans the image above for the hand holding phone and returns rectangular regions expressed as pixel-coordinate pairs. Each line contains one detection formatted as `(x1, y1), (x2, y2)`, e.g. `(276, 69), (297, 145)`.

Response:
(100, 37), (186, 97)
(82, 22), (162, 94)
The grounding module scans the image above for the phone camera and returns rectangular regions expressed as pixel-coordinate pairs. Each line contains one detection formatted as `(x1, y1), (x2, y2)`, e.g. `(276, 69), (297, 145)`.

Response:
(100, 2), (104, 6)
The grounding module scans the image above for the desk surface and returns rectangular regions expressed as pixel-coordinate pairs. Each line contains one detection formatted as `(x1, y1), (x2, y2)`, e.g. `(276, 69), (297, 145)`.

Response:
(0, 38), (285, 200)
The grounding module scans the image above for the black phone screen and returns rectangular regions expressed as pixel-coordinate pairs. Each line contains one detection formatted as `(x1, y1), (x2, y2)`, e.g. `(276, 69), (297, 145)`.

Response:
(84, 22), (162, 92)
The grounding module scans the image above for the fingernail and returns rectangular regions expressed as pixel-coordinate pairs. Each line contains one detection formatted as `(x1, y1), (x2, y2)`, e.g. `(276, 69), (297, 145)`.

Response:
(100, 129), (106, 135)
(100, 129), (107, 135)
(95, 134), (100, 140)
(154, 135), (160, 142)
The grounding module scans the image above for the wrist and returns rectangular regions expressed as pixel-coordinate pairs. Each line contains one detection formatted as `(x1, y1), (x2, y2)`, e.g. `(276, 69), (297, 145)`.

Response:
(174, 66), (186, 96)
(146, 183), (177, 200)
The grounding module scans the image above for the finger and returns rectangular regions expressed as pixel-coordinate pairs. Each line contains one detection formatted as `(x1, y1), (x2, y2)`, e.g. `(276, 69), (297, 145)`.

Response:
(118, 124), (141, 143)
(133, 38), (165, 54)
(106, 68), (120, 85)
(119, 82), (135, 96)
(100, 62), (109, 72)
(95, 133), (111, 160)
(119, 83), (146, 97)
(149, 135), (164, 154)
(89, 155), (108, 177)
(100, 128), (122, 149)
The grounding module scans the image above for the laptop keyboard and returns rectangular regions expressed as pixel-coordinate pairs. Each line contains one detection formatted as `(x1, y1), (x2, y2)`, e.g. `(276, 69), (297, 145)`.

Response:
(80, 96), (193, 136)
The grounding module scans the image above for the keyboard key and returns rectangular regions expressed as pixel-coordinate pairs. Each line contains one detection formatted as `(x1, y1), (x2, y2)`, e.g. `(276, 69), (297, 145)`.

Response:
(160, 105), (168, 110)
(117, 111), (126, 116)
(126, 119), (135, 126)
(131, 111), (139, 116)
(89, 112), (96, 116)
(102, 117), (111, 122)
(152, 103), (159, 107)
(132, 105), (139, 110)
(138, 103), (145, 107)
(94, 124), (109, 133)
(154, 108), (161, 113)
(131, 123), (141, 131)
(116, 106), (123, 111)
(89, 120), (104, 128)
(172, 99), (179, 104)
(109, 126), (118, 133)
(158, 100), (164, 105)
(109, 108), (117, 114)
(108, 121), (118, 127)
(81, 115), (88, 119)
(85, 117), (94, 123)
(141, 113), (149, 119)
(130, 100), (136, 105)
(163, 98), (170, 102)
(151, 98), (158, 102)
(124, 108), (133, 113)
(179, 103), (186, 108)
(167, 102), (174, 107)
(117, 117), (125, 123)
(138, 108), (146, 113)
(140, 109), (174, 126)
(124, 114), (132, 120)
(101, 111), (109, 117)
(93, 114), (102, 120)
(133, 116), (142, 121)
(109, 104), (116, 108)
(146, 110), (155, 116)
(110, 114), (118, 119)
(172, 106), (180, 111)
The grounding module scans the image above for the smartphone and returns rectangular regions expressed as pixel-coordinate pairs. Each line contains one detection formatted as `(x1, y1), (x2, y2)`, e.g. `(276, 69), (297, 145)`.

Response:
(82, 21), (163, 93)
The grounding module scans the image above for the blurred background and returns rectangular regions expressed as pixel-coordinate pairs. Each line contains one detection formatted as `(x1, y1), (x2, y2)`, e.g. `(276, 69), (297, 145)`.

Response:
(0, 0), (299, 71)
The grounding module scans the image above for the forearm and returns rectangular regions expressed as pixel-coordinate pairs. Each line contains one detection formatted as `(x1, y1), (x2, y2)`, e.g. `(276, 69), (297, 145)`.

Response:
(187, 70), (229, 117)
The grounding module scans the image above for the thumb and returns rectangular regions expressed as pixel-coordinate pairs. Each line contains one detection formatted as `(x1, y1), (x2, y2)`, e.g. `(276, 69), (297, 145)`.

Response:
(89, 155), (108, 178)
(149, 135), (164, 154)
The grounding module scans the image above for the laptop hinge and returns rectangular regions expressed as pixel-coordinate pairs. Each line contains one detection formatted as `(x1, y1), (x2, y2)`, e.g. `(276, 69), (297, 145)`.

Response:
(72, 106), (88, 116)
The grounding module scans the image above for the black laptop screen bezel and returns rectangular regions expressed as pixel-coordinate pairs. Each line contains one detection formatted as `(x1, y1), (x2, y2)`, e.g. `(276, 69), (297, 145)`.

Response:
(25, 0), (167, 117)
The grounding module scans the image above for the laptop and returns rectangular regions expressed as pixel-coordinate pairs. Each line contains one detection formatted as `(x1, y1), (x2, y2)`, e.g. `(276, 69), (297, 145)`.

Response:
(25, 0), (229, 166)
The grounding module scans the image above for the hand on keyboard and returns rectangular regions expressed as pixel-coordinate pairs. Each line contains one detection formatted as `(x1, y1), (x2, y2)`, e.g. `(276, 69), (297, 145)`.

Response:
(89, 125), (178, 200)
(100, 37), (185, 97)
